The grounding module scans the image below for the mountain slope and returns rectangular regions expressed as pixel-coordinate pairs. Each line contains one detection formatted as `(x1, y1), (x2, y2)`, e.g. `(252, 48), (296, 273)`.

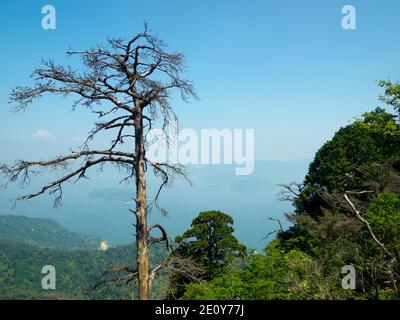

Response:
(0, 215), (102, 250)
(0, 238), (134, 299)
(0, 215), (167, 299)
(0, 239), (167, 300)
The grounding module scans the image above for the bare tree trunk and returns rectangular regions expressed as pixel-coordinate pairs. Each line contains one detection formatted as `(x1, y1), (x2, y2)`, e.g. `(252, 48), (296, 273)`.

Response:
(135, 105), (149, 300)
(1, 29), (197, 300)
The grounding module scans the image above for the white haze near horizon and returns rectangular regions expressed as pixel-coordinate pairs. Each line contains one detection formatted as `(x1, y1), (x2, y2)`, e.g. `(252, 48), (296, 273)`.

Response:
(0, 160), (309, 251)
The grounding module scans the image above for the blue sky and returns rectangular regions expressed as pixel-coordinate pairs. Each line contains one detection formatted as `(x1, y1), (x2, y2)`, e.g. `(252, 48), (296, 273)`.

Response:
(1, 0), (400, 161)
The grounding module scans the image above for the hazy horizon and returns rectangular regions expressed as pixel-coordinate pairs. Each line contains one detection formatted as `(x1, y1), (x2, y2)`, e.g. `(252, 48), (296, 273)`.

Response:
(0, 159), (310, 250)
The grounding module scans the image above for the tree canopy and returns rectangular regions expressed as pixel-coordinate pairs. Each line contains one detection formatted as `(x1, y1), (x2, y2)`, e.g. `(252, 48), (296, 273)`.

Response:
(292, 107), (400, 217)
(175, 211), (246, 278)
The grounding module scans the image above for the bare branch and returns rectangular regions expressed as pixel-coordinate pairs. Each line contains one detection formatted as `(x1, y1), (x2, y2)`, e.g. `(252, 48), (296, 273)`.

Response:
(2, 155), (134, 207)
(277, 182), (304, 202)
(4, 25), (197, 300)
(148, 224), (170, 249)
(344, 192), (389, 255)
(262, 217), (284, 241)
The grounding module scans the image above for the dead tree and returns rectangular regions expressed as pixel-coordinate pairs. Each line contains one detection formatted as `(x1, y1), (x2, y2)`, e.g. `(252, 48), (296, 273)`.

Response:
(93, 249), (204, 300)
(0, 25), (197, 300)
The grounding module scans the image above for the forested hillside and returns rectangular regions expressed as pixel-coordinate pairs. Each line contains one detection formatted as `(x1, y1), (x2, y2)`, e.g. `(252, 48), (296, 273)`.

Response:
(0, 215), (102, 250)
(0, 216), (167, 300)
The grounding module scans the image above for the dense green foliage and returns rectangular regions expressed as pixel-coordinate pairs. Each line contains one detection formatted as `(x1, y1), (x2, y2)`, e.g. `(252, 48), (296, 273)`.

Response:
(0, 216), (167, 300)
(379, 80), (400, 113)
(170, 211), (246, 298)
(0, 238), (129, 299)
(365, 191), (400, 253)
(175, 211), (246, 279)
(182, 240), (356, 300)
(295, 107), (400, 216)
(182, 83), (400, 300)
